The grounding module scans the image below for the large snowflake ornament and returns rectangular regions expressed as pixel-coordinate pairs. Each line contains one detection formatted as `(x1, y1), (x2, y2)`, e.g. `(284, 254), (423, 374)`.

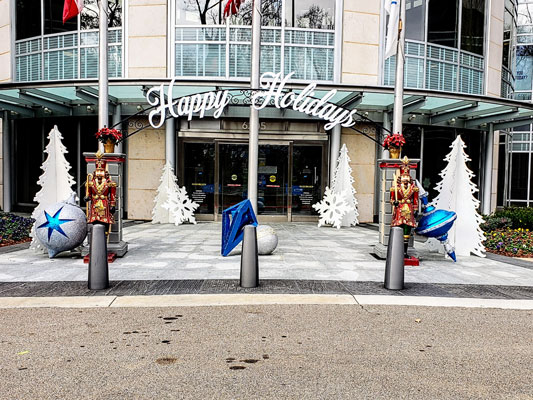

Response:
(312, 187), (351, 229)
(162, 187), (199, 225)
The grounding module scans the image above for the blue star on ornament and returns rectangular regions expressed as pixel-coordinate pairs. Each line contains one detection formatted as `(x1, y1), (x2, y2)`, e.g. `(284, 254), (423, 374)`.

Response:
(37, 207), (74, 241)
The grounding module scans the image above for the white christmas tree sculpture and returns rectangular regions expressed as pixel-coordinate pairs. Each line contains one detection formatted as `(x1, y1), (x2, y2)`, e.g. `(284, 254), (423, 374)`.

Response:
(431, 135), (485, 257)
(312, 187), (351, 229)
(30, 125), (76, 253)
(331, 144), (359, 226)
(151, 161), (199, 225)
(152, 161), (181, 224)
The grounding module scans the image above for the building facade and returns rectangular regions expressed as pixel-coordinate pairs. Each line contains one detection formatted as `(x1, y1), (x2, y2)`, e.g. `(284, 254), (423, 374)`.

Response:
(0, 0), (531, 222)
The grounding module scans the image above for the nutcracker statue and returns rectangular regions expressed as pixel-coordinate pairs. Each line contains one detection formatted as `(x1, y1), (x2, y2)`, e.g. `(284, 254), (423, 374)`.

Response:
(85, 151), (117, 231)
(390, 156), (419, 257)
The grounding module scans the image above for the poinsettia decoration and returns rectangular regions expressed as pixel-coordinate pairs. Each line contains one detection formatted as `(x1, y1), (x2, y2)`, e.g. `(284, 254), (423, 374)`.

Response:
(383, 133), (406, 149)
(95, 127), (122, 144)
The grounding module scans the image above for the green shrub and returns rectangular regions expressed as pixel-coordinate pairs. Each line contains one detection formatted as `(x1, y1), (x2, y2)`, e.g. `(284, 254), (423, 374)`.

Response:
(486, 207), (533, 230)
(0, 212), (34, 245)
(480, 215), (513, 232)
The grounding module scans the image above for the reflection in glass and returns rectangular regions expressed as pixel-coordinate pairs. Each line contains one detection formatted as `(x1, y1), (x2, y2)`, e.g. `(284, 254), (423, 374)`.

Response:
(16, 0), (41, 40)
(427, 0), (458, 48)
(518, 3), (533, 25)
(510, 152), (529, 199)
(230, 0), (282, 26)
(461, 0), (485, 55)
(176, 0), (223, 25)
(292, 146), (322, 215)
(406, 0), (425, 41)
(81, 0), (122, 29)
(285, 0), (334, 29)
(515, 45), (533, 91)
(44, 0), (77, 35)
(184, 143), (215, 214)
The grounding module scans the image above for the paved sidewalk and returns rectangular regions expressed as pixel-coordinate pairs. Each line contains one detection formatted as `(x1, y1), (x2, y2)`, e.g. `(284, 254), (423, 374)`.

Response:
(1, 222), (533, 287)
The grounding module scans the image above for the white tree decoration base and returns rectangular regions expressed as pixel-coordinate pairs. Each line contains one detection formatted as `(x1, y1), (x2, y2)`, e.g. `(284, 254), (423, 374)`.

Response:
(432, 135), (486, 257)
(152, 162), (199, 225)
(30, 126), (76, 253)
(331, 143), (359, 226)
(152, 161), (181, 224)
(312, 187), (351, 229)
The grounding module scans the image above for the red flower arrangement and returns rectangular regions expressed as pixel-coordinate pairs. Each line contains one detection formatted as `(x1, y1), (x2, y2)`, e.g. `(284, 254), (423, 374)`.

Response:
(95, 127), (122, 144)
(383, 133), (406, 149)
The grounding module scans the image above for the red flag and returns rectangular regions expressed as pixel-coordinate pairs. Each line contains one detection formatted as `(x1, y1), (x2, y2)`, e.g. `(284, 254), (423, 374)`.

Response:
(63, 0), (84, 24)
(223, 0), (244, 19)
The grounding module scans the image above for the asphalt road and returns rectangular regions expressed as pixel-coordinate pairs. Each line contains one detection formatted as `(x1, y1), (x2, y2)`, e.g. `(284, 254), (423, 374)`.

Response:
(0, 304), (532, 399)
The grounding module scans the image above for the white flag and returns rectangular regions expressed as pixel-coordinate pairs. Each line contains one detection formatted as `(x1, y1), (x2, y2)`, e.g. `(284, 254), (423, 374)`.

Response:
(385, 0), (399, 59)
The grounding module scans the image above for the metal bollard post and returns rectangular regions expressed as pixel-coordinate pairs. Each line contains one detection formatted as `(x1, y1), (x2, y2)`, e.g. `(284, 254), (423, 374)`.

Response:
(240, 225), (259, 288)
(384, 226), (404, 290)
(88, 224), (109, 290)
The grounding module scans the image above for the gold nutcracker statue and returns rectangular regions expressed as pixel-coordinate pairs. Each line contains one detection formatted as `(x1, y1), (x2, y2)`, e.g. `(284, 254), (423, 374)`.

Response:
(85, 151), (117, 230)
(390, 156), (419, 257)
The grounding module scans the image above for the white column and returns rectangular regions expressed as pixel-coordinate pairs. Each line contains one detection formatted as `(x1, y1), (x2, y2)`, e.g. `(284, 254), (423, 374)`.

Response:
(2, 111), (11, 212)
(165, 118), (176, 171)
(392, 0), (406, 135)
(333, 0), (344, 83)
(247, 0), (261, 214)
(482, 124), (495, 215)
(329, 125), (341, 185)
(112, 104), (122, 153)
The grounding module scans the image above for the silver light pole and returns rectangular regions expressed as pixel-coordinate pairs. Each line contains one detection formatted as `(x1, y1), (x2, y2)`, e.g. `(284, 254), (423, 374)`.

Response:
(391, 0), (406, 136)
(248, 0), (261, 214)
(98, 0), (109, 134)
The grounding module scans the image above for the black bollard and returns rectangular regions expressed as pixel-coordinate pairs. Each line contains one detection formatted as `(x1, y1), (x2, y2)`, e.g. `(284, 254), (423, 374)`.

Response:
(240, 225), (259, 288)
(384, 226), (405, 290)
(88, 224), (109, 290)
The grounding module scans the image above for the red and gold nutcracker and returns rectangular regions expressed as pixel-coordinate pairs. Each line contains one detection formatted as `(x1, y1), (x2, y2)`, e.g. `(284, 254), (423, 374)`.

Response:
(85, 151), (117, 227)
(390, 156), (419, 256)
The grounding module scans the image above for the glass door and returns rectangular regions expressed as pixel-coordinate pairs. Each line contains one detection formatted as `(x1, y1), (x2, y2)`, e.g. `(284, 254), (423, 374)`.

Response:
(218, 143), (289, 217)
(292, 145), (323, 216)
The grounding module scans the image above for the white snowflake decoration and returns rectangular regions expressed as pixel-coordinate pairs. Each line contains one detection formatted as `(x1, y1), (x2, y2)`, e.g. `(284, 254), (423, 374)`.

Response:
(162, 187), (199, 225)
(331, 144), (359, 226)
(312, 187), (351, 229)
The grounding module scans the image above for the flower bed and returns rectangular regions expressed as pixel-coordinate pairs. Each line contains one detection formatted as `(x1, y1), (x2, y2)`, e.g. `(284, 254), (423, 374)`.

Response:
(484, 228), (533, 258)
(0, 212), (34, 247)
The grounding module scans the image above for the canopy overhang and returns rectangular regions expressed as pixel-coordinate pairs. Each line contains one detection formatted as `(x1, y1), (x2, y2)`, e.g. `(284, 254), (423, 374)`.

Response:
(0, 79), (532, 131)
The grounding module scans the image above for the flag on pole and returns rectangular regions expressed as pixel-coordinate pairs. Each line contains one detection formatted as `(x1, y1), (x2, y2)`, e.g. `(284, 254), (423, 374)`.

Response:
(63, 0), (84, 24)
(384, 0), (399, 59)
(223, 0), (244, 19)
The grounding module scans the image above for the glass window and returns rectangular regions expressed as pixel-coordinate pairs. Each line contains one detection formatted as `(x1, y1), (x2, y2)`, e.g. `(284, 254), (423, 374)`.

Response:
(428, 0), (458, 48)
(81, 0), (123, 29)
(176, 0), (223, 25)
(44, 0), (77, 35)
(461, 0), (485, 55)
(16, 0), (41, 40)
(285, 0), (335, 29)
(183, 142), (215, 214)
(406, 0), (426, 41)
(515, 45), (533, 91)
(510, 152), (529, 199)
(518, 2), (533, 25)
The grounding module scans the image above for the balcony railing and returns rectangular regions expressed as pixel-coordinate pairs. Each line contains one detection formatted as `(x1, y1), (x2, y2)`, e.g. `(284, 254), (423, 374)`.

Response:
(384, 40), (485, 95)
(15, 28), (123, 82)
(174, 25), (335, 82)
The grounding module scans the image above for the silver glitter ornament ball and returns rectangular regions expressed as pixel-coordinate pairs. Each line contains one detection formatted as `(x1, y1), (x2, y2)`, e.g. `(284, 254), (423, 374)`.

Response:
(256, 225), (278, 255)
(34, 194), (88, 258)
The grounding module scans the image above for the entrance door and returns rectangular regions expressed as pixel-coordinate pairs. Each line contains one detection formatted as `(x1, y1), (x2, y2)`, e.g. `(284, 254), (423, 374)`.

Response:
(292, 145), (324, 218)
(218, 143), (289, 219)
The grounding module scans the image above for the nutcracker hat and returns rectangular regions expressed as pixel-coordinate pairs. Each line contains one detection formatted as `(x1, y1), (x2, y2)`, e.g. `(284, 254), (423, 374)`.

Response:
(94, 149), (107, 171)
(400, 156), (411, 178)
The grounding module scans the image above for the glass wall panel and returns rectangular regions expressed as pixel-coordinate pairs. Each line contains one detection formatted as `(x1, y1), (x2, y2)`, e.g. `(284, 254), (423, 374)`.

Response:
(518, 2), (533, 25)
(427, 0), (459, 48)
(516, 45), (533, 91)
(406, 0), (426, 41)
(176, 0), (223, 24)
(44, 0), (77, 34)
(81, 0), (122, 29)
(292, 146), (322, 215)
(183, 143), (215, 214)
(285, 0), (334, 29)
(230, 0), (282, 26)
(461, 0), (485, 55)
(510, 152), (529, 199)
(16, 0), (41, 40)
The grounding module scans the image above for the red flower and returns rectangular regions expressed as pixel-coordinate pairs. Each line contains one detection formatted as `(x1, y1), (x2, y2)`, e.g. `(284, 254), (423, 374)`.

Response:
(95, 128), (122, 144)
(383, 133), (406, 149)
